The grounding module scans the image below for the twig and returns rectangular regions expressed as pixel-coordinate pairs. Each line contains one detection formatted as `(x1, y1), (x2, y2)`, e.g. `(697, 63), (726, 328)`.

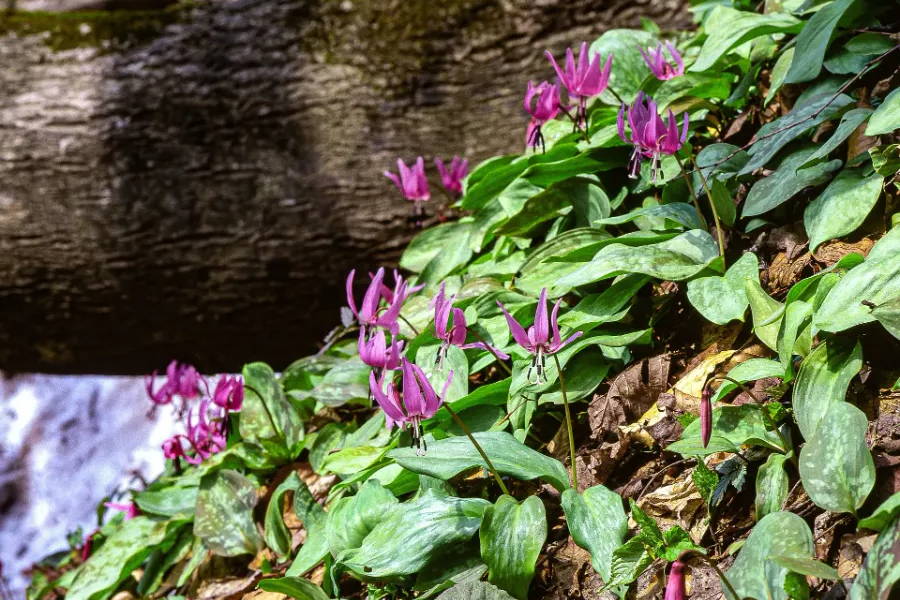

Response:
(637, 458), (694, 501)
(444, 403), (511, 495)
(692, 155), (727, 264)
(552, 354), (578, 490)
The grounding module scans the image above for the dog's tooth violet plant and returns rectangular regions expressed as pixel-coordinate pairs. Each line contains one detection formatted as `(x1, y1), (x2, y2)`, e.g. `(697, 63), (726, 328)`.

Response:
(27, 2), (900, 599)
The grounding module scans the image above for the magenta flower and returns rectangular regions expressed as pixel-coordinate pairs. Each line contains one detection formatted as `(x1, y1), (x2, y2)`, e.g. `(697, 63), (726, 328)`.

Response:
(700, 384), (712, 448)
(524, 81), (562, 150)
(545, 42), (612, 127)
(639, 42), (684, 81)
(212, 375), (243, 411)
(664, 560), (686, 600)
(369, 358), (452, 454)
(432, 284), (509, 363)
(496, 288), (582, 383)
(145, 360), (205, 407)
(434, 156), (468, 196)
(104, 502), (139, 520)
(346, 267), (420, 334)
(385, 157), (430, 203)
(162, 435), (186, 460)
(616, 92), (689, 180)
(358, 327), (404, 370)
(182, 399), (227, 465)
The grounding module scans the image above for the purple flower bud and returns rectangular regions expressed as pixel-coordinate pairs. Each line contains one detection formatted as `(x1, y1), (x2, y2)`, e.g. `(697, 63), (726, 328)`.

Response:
(385, 157), (430, 202)
(104, 501), (139, 520)
(212, 375), (244, 411)
(701, 384), (713, 448)
(640, 42), (684, 81)
(664, 560), (686, 600)
(435, 156), (468, 196)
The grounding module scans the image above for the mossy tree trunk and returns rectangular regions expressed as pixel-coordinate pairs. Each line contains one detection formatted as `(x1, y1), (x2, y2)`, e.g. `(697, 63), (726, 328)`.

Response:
(0, 0), (689, 373)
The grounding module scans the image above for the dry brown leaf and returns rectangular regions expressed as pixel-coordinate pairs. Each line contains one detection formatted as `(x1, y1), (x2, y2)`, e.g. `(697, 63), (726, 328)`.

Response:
(766, 252), (813, 295)
(671, 350), (735, 412)
(638, 471), (707, 543)
(196, 574), (258, 600)
(813, 238), (875, 266)
(589, 354), (671, 439)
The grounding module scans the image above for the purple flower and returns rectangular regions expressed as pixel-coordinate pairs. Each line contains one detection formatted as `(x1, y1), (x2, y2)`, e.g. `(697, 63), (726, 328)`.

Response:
(616, 92), (689, 180)
(104, 502), (139, 520)
(432, 284), (509, 362)
(346, 267), (420, 333)
(435, 156), (468, 196)
(701, 384), (712, 448)
(524, 81), (562, 149)
(369, 358), (452, 454)
(162, 435), (186, 460)
(664, 560), (686, 600)
(545, 42), (612, 99)
(496, 288), (582, 383)
(145, 360), (205, 406)
(385, 157), (430, 203)
(358, 327), (404, 370)
(640, 42), (684, 81)
(182, 399), (227, 465)
(212, 375), (243, 411)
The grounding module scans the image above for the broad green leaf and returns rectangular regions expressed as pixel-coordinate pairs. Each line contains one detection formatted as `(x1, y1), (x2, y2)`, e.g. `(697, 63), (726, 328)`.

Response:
(415, 344), (469, 403)
(711, 358), (784, 402)
(744, 275), (784, 351)
(687, 251), (758, 325)
(321, 446), (388, 476)
(432, 379), (511, 427)
(695, 143), (750, 183)
(401, 221), (473, 273)
(669, 404), (785, 456)
(515, 228), (612, 295)
(436, 581), (517, 600)
(866, 87), (900, 136)
(872, 296), (900, 340)
(859, 492), (900, 532)
(725, 511), (814, 600)
(870, 144), (900, 178)
(479, 495), (546, 599)
(608, 537), (653, 588)
(496, 178), (604, 237)
(194, 469), (263, 557)
(285, 478), (329, 577)
(755, 453), (789, 519)
(690, 6), (801, 72)
(241, 362), (304, 458)
(742, 147), (843, 217)
(804, 169), (884, 251)
(739, 94), (853, 175)
(665, 435), (739, 456)
(558, 274), (649, 330)
(769, 555), (839, 580)
(793, 338), (862, 441)
(849, 516), (900, 600)
(594, 202), (703, 230)
(799, 402), (875, 514)
(777, 300), (813, 375)
(67, 517), (174, 600)
(554, 229), (721, 293)
(800, 108), (873, 167)
(652, 72), (735, 110)
(414, 544), (487, 600)
(784, 0), (856, 84)
(588, 29), (658, 104)
(561, 485), (627, 582)
(326, 479), (398, 558)
(815, 226), (900, 332)
(390, 431), (570, 491)
(297, 357), (370, 407)
(765, 47), (795, 105)
(265, 472), (301, 559)
(825, 33), (894, 74)
(537, 348), (612, 405)
(341, 490), (489, 578)
(258, 577), (330, 600)
(709, 178), (737, 227)
(134, 484), (197, 518)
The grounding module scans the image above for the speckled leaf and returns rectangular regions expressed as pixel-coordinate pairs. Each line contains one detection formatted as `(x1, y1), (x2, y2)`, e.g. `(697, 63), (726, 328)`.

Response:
(859, 493), (900, 533)
(792, 338), (862, 441)
(326, 479), (398, 558)
(669, 405), (785, 456)
(594, 202), (703, 230)
(711, 358), (784, 402)
(784, 0), (856, 83)
(755, 453), (789, 519)
(769, 555), (838, 580)
(742, 147), (843, 217)
(264, 472), (301, 559)
(690, 6), (800, 72)
(241, 362), (304, 457)
(725, 511), (814, 600)
(872, 297), (900, 340)
(479, 495), (546, 599)
(687, 251), (758, 325)
(340, 490), (489, 578)
(390, 431), (570, 492)
(436, 581), (517, 600)
(194, 469), (262, 557)
(800, 108), (873, 167)
(849, 515), (900, 600)
(744, 274), (784, 351)
(866, 87), (900, 136)
(799, 402), (874, 514)
(804, 169), (884, 252)
(561, 485), (628, 582)
(258, 576), (330, 600)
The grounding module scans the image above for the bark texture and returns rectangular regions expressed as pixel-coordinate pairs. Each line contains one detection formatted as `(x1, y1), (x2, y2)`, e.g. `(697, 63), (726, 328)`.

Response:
(0, 0), (690, 374)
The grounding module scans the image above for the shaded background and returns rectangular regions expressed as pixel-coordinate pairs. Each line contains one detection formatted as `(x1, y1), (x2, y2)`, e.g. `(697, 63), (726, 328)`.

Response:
(0, 0), (690, 375)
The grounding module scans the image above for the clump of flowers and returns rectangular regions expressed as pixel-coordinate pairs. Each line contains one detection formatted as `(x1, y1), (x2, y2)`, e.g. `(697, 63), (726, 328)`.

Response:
(640, 42), (684, 80)
(524, 81), (562, 151)
(145, 360), (205, 414)
(432, 283), (508, 365)
(617, 91), (689, 180)
(345, 267), (421, 334)
(545, 42), (612, 128)
(358, 327), (404, 371)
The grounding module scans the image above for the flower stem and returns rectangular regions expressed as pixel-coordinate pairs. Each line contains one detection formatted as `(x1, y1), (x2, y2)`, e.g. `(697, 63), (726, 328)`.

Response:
(552, 353), (578, 490)
(673, 153), (709, 231)
(471, 332), (513, 375)
(691, 155), (726, 266)
(443, 403), (510, 495)
(398, 314), (420, 336)
(244, 383), (285, 443)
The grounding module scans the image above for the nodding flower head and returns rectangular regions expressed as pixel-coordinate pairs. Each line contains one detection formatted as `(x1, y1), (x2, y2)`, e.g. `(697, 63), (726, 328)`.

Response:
(385, 157), (430, 203)
(616, 92), (689, 180)
(145, 360), (205, 406)
(161, 400), (228, 465)
(346, 267), (421, 334)
(369, 358), (452, 455)
(640, 42), (684, 81)
(212, 375), (243, 412)
(700, 383), (713, 448)
(358, 326), (404, 370)
(524, 81), (561, 149)
(664, 560), (686, 600)
(435, 156), (468, 196)
(432, 283), (509, 364)
(497, 288), (582, 384)
(545, 42), (612, 99)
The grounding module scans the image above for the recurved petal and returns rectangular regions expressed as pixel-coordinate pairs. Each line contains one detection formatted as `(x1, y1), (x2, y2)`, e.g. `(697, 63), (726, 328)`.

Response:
(498, 300), (532, 351)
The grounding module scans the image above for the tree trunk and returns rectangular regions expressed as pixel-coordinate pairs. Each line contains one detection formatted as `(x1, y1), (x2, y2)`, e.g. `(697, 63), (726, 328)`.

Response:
(0, 0), (689, 374)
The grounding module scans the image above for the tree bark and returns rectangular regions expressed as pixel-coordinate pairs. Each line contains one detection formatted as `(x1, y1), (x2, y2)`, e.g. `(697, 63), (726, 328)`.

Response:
(0, 0), (689, 374)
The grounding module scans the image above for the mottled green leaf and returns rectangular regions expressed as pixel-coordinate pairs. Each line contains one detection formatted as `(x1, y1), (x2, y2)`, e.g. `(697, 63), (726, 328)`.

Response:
(588, 29), (658, 104)
(805, 169), (884, 251)
(436, 581), (517, 600)
(265, 472), (301, 559)
(849, 515), (900, 600)
(792, 338), (862, 441)
(561, 485), (628, 582)
(742, 147), (843, 217)
(479, 495), (546, 599)
(711, 358), (784, 402)
(691, 6), (801, 72)
(866, 87), (900, 136)
(800, 108), (873, 167)
(594, 202), (703, 230)
(326, 479), (398, 558)
(194, 469), (263, 557)
(241, 362), (304, 457)
(755, 453), (789, 519)
(769, 555), (838, 580)
(134, 485), (197, 519)
(258, 577), (330, 600)
(859, 493), (900, 532)
(669, 405), (785, 456)
(687, 251), (758, 325)
(784, 0), (856, 84)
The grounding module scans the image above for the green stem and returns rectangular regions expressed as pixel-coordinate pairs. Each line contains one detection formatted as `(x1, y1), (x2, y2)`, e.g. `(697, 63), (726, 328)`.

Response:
(471, 332), (513, 376)
(443, 403), (510, 495)
(244, 384), (285, 443)
(398, 314), (420, 336)
(606, 85), (625, 106)
(692, 155), (727, 265)
(552, 353), (578, 490)
(673, 154), (709, 231)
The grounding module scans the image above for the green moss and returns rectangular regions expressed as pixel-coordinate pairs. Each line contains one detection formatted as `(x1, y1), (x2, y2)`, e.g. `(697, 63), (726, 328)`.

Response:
(0, 4), (193, 52)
